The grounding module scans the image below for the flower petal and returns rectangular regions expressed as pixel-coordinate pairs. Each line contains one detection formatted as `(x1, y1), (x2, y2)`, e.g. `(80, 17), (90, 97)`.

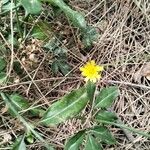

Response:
(85, 77), (89, 82)
(81, 71), (86, 76)
(80, 60), (103, 83)
(90, 60), (95, 65)
(96, 66), (104, 71)
(80, 67), (85, 71)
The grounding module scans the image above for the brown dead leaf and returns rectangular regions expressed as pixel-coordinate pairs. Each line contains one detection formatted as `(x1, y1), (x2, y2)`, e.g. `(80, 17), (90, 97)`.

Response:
(134, 69), (142, 83)
(1, 105), (8, 114)
(134, 62), (150, 82)
(142, 62), (150, 80)
(0, 133), (12, 145)
(3, 133), (12, 143)
(146, 75), (150, 80)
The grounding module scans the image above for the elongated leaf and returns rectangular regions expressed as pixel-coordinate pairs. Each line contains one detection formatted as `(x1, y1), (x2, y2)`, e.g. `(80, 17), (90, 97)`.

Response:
(44, 38), (59, 52)
(82, 26), (98, 48)
(20, 0), (42, 15)
(51, 60), (59, 74)
(45, 0), (98, 48)
(12, 136), (26, 150)
(29, 108), (45, 117)
(0, 72), (7, 84)
(26, 130), (35, 144)
(47, 0), (87, 30)
(95, 86), (119, 108)
(86, 80), (96, 101)
(0, 92), (54, 150)
(57, 59), (71, 75)
(0, 57), (6, 71)
(2, 0), (9, 5)
(90, 126), (116, 145)
(7, 34), (19, 46)
(31, 26), (47, 40)
(66, 10), (87, 30)
(5, 92), (44, 117)
(13, 60), (25, 77)
(31, 21), (51, 40)
(40, 87), (89, 126)
(1, 1), (15, 12)
(8, 94), (29, 116)
(95, 110), (118, 122)
(98, 120), (150, 138)
(10, 94), (29, 110)
(65, 130), (85, 150)
(84, 134), (102, 150)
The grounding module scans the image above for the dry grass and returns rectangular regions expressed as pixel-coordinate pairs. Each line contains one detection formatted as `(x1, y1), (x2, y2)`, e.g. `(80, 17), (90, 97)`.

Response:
(0, 0), (150, 149)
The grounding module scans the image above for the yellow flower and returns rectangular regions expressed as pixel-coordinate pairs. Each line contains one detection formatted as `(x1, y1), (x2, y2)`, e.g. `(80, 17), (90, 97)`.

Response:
(80, 60), (104, 83)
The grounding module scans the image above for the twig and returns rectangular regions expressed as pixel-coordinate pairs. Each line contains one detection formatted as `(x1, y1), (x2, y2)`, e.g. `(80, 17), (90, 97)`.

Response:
(106, 80), (150, 90)
(1, 93), (54, 150)
(0, 77), (81, 90)
(99, 120), (150, 138)
(7, 0), (14, 77)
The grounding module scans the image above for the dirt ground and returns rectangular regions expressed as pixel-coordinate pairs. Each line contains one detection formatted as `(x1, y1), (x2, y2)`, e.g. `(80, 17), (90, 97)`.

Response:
(0, 0), (150, 149)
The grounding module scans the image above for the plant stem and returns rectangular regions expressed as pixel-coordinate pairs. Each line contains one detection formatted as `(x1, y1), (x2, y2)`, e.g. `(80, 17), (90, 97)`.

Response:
(14, 0), (23, 38)
(0, 92), (54, 150)
(100, 120), (150, 138)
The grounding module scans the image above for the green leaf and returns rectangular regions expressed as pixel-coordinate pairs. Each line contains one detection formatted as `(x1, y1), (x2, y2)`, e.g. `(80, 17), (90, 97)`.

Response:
(51, 5), (63, 16)
(33, 0), (98, 48)
(31, 26), (47, 40)
(26, 130), (34, 144)
(82, 26), (98, 48)
(65, 130), (85, 150)
(0, 72), (7, 84)
(2, 0), (9, 5)
(90, 126), (116, 145)
(95, 110), (118, 122)
(26, 134), (34, 144)
(53, 47), (67, 57)
(0, 42), (9, 55)
(10, 94), (29, 110)
(31, 21), (51, 40)
(29, 108), (45, 117)
(12, 136), (26, 150)
(98, 120), (150, 139)
(57, 60), (71, 75)
(48, 0), (87, 31)
(51, 59), (70, 75)
(40, 87), (89, 126)
(44, 38), (59, 52)
(0, 57), (6, 71)
(8, 94), (29, 116)
(20, 0), (42, 15)
(84, 134), (102, 150)
(51, 60), (59, 74)
(44, 37), (70, 75)
(44, 39), (67, 57)
(66, 10), (87, 30)
(86, 80), (96, 102)
(7, 34), (18, 46)
(1, 1), (15, 12)
(13, 61), (25, 77)
(95, 86), (119, 108)
(0, 92), (54, 150)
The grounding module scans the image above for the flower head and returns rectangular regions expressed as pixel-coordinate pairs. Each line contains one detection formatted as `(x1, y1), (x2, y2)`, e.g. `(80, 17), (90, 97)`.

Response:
(80, 60), (104, 83)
